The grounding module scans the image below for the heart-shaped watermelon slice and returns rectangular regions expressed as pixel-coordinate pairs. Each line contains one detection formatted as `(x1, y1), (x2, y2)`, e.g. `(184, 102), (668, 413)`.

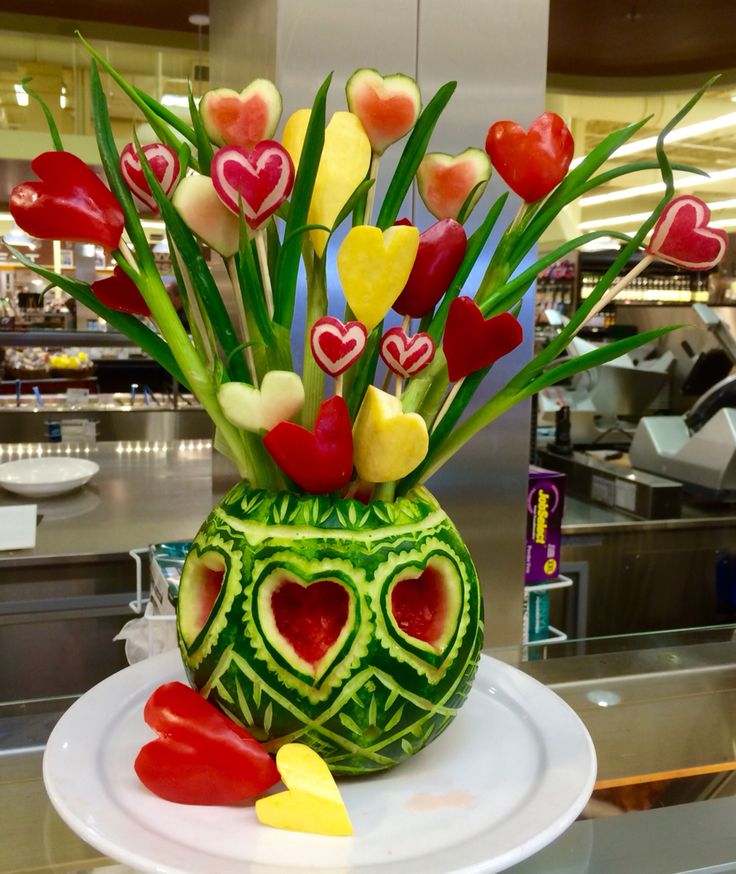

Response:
(200, 80), (282, 151)
(345, 67), (421, 156)
(416, 148), (491, 222)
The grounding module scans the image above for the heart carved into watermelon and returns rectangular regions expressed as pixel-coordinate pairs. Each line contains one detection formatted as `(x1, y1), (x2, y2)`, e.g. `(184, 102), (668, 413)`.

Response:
(177, 486), (483, 774)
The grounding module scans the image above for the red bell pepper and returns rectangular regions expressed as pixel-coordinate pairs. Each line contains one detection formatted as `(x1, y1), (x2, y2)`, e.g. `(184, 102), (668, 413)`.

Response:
(485, 112), (574, 204)
(263, 396), (353, 494)
(10, 151), (125, 250)
(392, 218), (467, 318)
(91, 266), (151, 316)
(134, 681), (279, 805)
(443, 296), (523, 382)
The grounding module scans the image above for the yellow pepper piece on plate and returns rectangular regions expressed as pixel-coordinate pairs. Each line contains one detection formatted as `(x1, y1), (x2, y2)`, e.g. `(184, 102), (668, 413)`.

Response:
(255, 743), (352, 837)
(337, 225), (419, 331)
(282, 110), (372, 257)
(353, 386), (429, 483)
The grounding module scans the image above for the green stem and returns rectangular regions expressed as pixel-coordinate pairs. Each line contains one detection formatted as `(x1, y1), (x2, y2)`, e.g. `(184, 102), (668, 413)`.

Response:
(373, 481), (396, 502)
(301, 252), (327, 426)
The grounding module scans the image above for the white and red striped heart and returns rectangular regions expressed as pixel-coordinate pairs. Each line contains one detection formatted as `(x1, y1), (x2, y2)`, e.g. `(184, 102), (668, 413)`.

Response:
(646, 195), (728, 270)
(310, 317), (367, 377)
(380, 327), (435, 378)
(119, 143), (180, 212)
(211, 141), (294, 230)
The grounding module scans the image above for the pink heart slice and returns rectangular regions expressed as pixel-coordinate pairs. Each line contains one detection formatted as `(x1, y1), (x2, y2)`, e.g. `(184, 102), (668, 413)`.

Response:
(310, 316), (367, 376)
(646, 195), (728, 270)
(380, 327), (435, 378)
(211, 141), (294, 230)
(119, 143), (180, 212)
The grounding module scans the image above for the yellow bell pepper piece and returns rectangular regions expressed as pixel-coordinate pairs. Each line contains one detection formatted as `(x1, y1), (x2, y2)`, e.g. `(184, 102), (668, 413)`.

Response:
(282, 110), (372, 257)
(337, 225), (419, 331)
(353, 386), (429, 483)
(255, 743), (352, 837)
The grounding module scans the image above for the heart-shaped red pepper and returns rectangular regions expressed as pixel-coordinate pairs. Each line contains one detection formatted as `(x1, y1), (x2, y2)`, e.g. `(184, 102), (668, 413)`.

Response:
(91, 266), (150, 316)
(263, 396), (353, 494)
(392, 219), (467, 318)
(443, 296), (523, 382)
(645, 195), (728, 270)
(120, 142), (180, 212)
(134, 681), (279, 805)
(10, 151), (125, 250)
(485, 112), (574, 203)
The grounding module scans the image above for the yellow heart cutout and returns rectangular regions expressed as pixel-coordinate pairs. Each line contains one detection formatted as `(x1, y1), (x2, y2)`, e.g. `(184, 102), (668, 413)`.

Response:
(353, 386), (428, 482)
(337, 226), (419, 331)
(255, 743), (352, 836)
(282, 110), (372, 257)
(218, 371), (304, 433)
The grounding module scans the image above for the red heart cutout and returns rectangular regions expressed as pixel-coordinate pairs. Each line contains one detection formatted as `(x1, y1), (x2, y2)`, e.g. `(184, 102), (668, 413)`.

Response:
(310, 316), (367, 376)
(646, 195), (728, 270)
(392, 219), (467, 318)
(9, 151), (124, 250)
(263, 396), (353, 494)
(134, 681), (279, 805)
(120, 142), (180, 212)
(391, 565), (448, 647)
(443, 296), (523, 382)
(271, 579), (350, 665)
(380, 327), (435, 377)
(485, 112), (573, 203)
(91, 266), (151, 316)
(211, 141), (294, 229)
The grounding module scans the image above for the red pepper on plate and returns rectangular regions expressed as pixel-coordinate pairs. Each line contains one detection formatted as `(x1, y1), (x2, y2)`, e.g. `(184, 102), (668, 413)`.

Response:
(485, 112), (574, 204)
(10, 151), (125, 250)
(91, 266), (151, 316)
(134, 681), (279, 805)
(264, 396), (353, 494)
(392, 218), (467, 318)
(442, 296), (523, 382)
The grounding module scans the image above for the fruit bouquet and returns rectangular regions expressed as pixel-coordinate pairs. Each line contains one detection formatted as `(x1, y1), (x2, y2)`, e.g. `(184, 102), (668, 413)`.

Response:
(10, 39), (728, 831)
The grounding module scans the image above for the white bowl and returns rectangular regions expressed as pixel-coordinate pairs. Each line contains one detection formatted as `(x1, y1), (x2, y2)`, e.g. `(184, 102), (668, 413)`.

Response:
(0, 457), (100, 497)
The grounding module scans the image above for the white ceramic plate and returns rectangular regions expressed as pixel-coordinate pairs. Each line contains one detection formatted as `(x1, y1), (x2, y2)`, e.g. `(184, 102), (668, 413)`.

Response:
(43, 650), (596, 874)
(0, 457), (99, 497)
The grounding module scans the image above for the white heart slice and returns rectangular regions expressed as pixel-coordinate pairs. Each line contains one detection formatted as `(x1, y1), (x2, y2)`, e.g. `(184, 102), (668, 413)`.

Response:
(218, 371), (304, 433)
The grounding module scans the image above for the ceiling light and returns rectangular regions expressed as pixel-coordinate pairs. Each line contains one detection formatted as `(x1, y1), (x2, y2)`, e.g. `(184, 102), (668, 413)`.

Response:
(4, 225), (37, 248)
(570, 110), (736, 169)
(580, 197), (736, 230)
(13, 84), (29, 107)
(579, 236), (622, 252)
(580, 166), (736, 207)
(60, 86), (67, 110)
(161, 94), (189, 109)
(188, 13), (210, 26)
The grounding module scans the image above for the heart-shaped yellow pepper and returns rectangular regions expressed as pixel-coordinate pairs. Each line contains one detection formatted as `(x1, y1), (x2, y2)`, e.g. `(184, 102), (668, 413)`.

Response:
(337, 225), (419, 331)
(282, 110), (372, 257)
(255, 743), (352, 836)
(353, 386), (428, 482)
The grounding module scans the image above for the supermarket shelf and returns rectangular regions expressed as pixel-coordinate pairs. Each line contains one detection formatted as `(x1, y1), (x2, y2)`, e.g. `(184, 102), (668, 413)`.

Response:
(0, 331), (136, 347)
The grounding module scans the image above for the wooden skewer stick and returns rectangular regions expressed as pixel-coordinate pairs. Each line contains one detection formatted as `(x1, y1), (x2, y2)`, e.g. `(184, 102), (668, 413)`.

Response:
(432, 378), (465, 433)
(364, 153), (380, 225)
(335, 373), (344, 398)
(170, 241), (214, 366)
(395, 374), (404, 399)
(392, 314), (412, 399)
(117, 238), (139, 272)
(225, 257), (259, 388)
(254, 228), (275, 318)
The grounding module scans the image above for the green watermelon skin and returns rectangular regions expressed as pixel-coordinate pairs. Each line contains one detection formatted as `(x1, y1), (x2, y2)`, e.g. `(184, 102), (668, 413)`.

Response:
(177, 485), (483, 775)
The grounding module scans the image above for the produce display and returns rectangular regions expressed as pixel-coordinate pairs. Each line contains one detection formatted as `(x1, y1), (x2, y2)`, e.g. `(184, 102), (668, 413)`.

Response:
(8, 37), (728, 836)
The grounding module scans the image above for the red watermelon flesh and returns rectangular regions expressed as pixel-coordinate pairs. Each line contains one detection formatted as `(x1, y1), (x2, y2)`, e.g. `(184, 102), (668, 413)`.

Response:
(271, 580), (350, 665)
(417, 149), (492, 222)
(391, 564), (448, 648)
(346, 69), (421, 155)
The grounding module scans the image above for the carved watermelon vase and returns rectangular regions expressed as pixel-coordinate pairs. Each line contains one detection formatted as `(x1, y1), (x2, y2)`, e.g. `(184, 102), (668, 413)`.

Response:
(177, 483), (483, 775)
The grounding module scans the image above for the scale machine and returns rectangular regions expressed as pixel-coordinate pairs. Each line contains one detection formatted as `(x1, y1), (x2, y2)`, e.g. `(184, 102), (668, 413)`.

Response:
(630, 304), (736, 494)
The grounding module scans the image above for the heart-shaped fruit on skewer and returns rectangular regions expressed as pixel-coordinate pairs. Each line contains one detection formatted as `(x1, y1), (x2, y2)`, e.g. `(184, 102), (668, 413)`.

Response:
(218, 371), (305, 433)
(264, 396), (353, 494)
(211, 141), (294, 230)
(337, 225), (419, 331)
(200, 80), (282, 151)
(345, 68), (421, 156)
(485, 112), (574, 203)
(311, 316), (368, 377)
(256, 743), (352, 836)
(443, 296), (523, 382)
(119, 142), (180, 212)
(353, 386), (428, 483)
(283, 110), (372, 257)
(134, 682), (279, 805)
(392, 218), (467, 318)
(91, 266), (150, 316)
(645, 195), (728, 270)
(173, 174), (241, 257)
(417, 148), (491, 222)
(380, 327), (435, 378)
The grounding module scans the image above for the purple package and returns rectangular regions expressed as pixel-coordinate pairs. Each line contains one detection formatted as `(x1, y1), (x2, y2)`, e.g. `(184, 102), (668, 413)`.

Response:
(525, 466), (565, 583)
